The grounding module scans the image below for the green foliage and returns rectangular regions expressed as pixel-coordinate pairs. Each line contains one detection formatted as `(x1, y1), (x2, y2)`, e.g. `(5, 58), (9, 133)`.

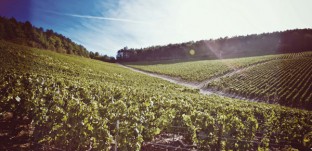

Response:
(129, 51), (312, 110)
(0, 41), (311, 150)
(117, 29), (312, 62)
(90, 51), (116, 63)
(128, 55), (278, 82)
(0, 16), (89, 57)
(206, 52), (312, 110)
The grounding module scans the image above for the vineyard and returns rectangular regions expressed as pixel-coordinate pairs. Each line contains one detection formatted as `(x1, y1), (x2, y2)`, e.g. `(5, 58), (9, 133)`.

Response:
(206, 57), (312, 110)
(126, 51), (312, 83)
(0, 41), (312, 150)
(127, 56), (278, 82)
(126, 52), (312, 110)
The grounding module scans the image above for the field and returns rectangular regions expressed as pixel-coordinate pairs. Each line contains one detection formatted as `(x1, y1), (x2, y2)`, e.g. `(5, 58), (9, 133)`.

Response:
(1, 41), (312, 150)
(126, 52), (312, 110)
(127, 56), (277, 82)
(127, 52), (312, 83)
(206, 57), (312, 110)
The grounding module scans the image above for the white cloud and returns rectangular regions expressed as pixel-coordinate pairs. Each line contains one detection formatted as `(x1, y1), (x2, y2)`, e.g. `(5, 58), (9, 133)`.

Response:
(67, 0), (312, 56)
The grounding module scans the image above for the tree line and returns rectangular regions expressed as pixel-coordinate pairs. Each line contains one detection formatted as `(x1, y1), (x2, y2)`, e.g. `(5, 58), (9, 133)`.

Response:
(117, 29), (312, 62)
(0, 16), (115, 62)
(89, 51), (115, 63)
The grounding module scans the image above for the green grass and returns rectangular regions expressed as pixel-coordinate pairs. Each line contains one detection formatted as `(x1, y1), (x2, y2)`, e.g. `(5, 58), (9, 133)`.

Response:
(0, 40), (311, 150)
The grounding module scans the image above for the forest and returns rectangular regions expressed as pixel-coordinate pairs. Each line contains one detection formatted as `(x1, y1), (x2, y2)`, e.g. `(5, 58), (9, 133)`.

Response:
(0, 16), (115, 62)
(117, 29), (312, 62)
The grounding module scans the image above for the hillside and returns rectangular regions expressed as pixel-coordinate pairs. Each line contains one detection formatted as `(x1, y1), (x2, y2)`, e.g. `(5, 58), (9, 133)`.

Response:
(207, 55), (312, 110)
(117, 29), (312, 62)
(127, 55), (278, 82)
(0, 41), (311, 150)
(0, 16), (117, 62)
(126, 51), (312, 110)
(0, 16), (89, 57)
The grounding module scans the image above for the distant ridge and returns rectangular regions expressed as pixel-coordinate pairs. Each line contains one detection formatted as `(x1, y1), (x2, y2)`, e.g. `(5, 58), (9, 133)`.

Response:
(117, 29), (312, 62)
(0, 16), (90, 57)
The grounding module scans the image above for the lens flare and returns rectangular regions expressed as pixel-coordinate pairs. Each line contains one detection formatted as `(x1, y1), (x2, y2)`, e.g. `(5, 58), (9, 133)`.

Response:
(189, 49), (195, 55)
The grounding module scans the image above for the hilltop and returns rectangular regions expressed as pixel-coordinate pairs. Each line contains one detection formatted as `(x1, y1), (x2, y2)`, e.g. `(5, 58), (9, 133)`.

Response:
(117, 29), (312, 62)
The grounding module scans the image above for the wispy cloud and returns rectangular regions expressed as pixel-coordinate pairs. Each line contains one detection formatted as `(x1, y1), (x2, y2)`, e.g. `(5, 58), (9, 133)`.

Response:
(98, 0), (312, 56)
(44, 10), (149, 24)
(32, 0), (312, 57)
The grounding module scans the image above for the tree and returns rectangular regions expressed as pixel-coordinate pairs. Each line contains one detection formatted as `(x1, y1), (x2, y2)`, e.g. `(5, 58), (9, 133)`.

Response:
(116, 29), (312, 62)
(0, 16), (105, 59)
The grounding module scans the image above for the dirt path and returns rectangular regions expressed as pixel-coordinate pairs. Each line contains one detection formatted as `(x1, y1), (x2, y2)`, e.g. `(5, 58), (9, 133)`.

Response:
(196, 59), (273, 88)
(119, 64), (201, 88)
(117, 59), (273, 99)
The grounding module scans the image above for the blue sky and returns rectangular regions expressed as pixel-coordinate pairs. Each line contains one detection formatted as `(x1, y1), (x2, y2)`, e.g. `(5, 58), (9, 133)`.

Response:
(1, 0), (312, 56)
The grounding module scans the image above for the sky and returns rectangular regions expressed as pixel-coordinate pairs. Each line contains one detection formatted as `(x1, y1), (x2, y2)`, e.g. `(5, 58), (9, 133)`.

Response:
(1, 0), (312, 57)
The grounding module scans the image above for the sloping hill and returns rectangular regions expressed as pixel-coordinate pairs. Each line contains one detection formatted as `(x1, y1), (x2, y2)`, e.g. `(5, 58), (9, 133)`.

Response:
(125, 52), (312, 110)
(206, 55), (312, 110)
(0, 16), (89, 57)
(127, 55), (278, 82)
(0, 41), (311, 150)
